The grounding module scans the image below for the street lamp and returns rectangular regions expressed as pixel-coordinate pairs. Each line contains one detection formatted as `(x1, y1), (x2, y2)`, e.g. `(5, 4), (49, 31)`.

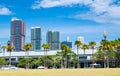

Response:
(103, 31), (109, 68)
(103, 31), (107, 40)
(7, 40), (14, 68)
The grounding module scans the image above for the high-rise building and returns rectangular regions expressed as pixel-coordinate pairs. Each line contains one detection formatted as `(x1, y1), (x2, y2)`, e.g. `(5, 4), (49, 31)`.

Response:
(61, 36), (72, 48)
(10, 18), (26, 51)
(31, 27), (41, 51)
(47, 31), (60, 50)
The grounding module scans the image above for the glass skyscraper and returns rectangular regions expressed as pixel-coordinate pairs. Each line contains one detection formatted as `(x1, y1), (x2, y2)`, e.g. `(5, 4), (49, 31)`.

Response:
(47, 31), (60, 50)
(10, 18), (26, 51)
(31, 27), (41, 51)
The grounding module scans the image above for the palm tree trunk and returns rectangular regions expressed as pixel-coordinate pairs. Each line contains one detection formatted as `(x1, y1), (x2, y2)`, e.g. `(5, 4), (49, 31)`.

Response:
(44, 49), (46, 68)
(84, 49), (86, 68)
(25, 51), (29, 69)
(46, 49), (47, 68)
(65, 55), (67, 68)
(9, 51), (11, 68)
(84, 49), (85, 55)
(27, 51), (29, 69)
(61, 57), (63, 68)
(77, 46), (79, 68)
(104, 55), (106, 68)
(25, 51), (27, 69)
(73, 62), (75, 68)
(92, 49), (94, 68)
(107, 56), (109, 68)
(104, 60), (106, 68)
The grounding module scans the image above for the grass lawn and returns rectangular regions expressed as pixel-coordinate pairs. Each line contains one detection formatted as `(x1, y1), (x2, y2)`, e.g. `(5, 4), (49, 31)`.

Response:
(0, 68), (119, 76)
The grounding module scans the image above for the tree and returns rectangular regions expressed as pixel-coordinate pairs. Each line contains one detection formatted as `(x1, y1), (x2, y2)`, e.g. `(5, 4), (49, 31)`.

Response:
(57, 45), (77, 68)
(67, 51), (77, 68)
(81, 44), (89, 68)
(56, 51), (64, 68)
(52, 55), (61, 68)
(37, 56), (54, 68)
(42, 44), (50, 68)
(111, 38), (120, 67)
(17, 58), (26, 68)
(75, 40), (82, 68)
(115, 50), (120, 67)
(89, 41), (96, 68)
(93, 50), (104, 61)
(99, 40), (113, 68)
(116, 38), (120, 67)
(6, 45), (14, 67)
(17, 58), (37, 69)
(23, 43), (32, 57)
(114, 38), (120, 51)
(23, 43), (32, 69)
(1, 46), (6, 57)
(0, 57), (8, 66)
(81, 44), (89, 55)
(61, 44), (71, 68)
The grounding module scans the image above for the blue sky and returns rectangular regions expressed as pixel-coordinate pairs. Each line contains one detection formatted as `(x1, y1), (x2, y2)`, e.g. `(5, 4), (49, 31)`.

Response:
(0, 0), (120, 45)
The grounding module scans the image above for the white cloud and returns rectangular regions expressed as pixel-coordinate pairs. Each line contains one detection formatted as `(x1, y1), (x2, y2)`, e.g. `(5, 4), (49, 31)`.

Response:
(31, 0), (93, 9)
(74, 0), (120, 25)
(31, 0), (120, 25)
(0, 5), (12, 15)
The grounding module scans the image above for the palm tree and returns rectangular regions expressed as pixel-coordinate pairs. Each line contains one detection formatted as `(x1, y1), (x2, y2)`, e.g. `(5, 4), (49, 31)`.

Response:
(56, 51), (64, 68)
(61, 44), (70, 68)
(100, 40), (107, 68)
(89, 41), (96, 68)
(42, 43), (50, 68)
(1, 46), (6, 57)
(23, 43), (32, 69)
(100, 40), (113, 68)
(81, 44), (89, 55)
(81, 44), (89, 68)
(6, 45), (15, 67)
(111, 38), (120, 67)
(75, 40), (82, 68)
(115, 38), (120, 50)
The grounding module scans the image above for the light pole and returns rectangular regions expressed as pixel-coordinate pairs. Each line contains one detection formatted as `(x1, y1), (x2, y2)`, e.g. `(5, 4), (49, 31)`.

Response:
(7, 40), (14, 68)
(103, 31), (108, 68)
(103, 31), (107, 40)
(7, 41), (11, 68)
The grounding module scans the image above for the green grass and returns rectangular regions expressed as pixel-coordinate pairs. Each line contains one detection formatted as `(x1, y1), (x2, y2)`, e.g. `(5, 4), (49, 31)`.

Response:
(0, 68), (119, 76)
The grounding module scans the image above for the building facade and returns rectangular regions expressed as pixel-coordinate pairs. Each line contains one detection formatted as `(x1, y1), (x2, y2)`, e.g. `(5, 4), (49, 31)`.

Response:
(61, 41), (72, 48)
(47, 31), (60, 50)
(31, 27), (42, 51)
(10, 18), (26, 51)
(61, 36), (72, 48)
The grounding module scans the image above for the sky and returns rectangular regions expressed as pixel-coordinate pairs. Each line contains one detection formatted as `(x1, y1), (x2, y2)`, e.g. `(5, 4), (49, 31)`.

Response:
(0, 0), (120, 46)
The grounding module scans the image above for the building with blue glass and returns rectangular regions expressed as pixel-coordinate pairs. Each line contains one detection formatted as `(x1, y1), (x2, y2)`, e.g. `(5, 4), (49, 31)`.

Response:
(31, 27), (42, 51)
(10, 18), (26, 51)
(61, 36), (72, 48)
(47, 31), (60, 50)
(61, 41), (72, 48)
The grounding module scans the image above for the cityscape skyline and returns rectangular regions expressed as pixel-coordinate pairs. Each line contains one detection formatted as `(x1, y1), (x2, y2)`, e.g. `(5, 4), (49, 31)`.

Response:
(0, 0), (120, 45)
